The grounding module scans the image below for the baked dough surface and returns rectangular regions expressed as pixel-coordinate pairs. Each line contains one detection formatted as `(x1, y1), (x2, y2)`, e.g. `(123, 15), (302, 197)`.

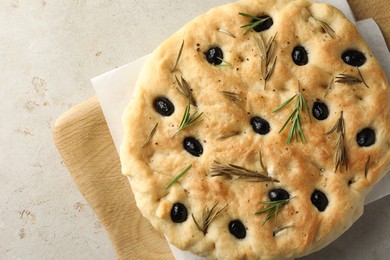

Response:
(120, 0), (390, 259)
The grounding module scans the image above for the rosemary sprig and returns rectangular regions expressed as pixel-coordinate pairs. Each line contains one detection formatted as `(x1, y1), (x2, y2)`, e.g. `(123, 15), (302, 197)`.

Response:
(141, 123), (158, 147)
(239, 12), (270, 35)
(217, 57), (233, 67)
(192, 202), (227, 234)
(175, 75), (197, 106)
(324, 77), (334, 98)
(171, 40), (184, 72)
(325, 111), (348, 172)
(335, 67), (369, 88)
(273, 83), (311, 144)
(173, 102), (203, 137)
(255, 33), (278, 88)
(335, 74), (361, 84)
(216, 131), (241, 141)
(255, 198), (292, 225)
(273, 225), (292, 236)
(365, 155), (371, 178)
(210, 162), (278, 182)
(221, 91), (242, 102)
(311, 16), (338, 39)
(165, 164), (192, 190)
(217, 28), (236, 38)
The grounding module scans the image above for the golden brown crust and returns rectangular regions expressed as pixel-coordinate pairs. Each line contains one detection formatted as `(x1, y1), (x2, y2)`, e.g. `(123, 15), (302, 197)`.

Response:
(120, 0), (390, 259)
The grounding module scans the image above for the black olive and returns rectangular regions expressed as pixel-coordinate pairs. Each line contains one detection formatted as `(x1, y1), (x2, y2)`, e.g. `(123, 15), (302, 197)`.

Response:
(342, 50), (366, 67)
(229, 220), (246, 239)
(250, 116), (270, 135)
(356, 128), (376, 147)
(252, 15), (273, 32)
(171, 203), (188, 223)
(153, 97), (174, 116)
(312, 102), (329, 120)
(205, 47), (223, 65)
(268, 189), (290, 201)
(183, 137), (203, 157)
(311, 190), (328, 212)
(292, 46), (309, 66)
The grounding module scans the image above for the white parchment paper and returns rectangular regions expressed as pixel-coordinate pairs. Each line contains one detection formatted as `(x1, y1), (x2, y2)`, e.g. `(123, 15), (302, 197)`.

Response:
(92, 1), (390, 259)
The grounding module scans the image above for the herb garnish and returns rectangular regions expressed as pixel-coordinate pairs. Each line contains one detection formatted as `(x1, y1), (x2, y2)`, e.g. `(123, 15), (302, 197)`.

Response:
(311, 16), (338, 39)
(335, 67), (369, 88)
(217, 57), (233, 67)
(192, 202), (227, 234)
(216, 131), (241, 141)
(171, 40), (184, 72)
(255, 33), (277, 88)
(273, 83), (312, 144)
(365, 155), (371, 178)
(325, 68), (368, 97)
(221, 91), (242, 102)
(210, 161), (278, 182)
(165, 164), (192, 190)
(175, 75), (197, 106)
(141, 123), (158, 147)
(217, 28), (236, 38)
(258, 150), (269, 176)
(273, 225), (293, 237)
(239, 13), (270, 35)
(255, 198), (292, 225)
(325, 111), (348, 172)
(324, 77), (334, 98)
(173, 102), (203, 137)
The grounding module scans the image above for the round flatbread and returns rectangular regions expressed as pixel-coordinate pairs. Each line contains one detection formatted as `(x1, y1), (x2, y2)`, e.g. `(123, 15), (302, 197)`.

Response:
(120, 0), (390, 259)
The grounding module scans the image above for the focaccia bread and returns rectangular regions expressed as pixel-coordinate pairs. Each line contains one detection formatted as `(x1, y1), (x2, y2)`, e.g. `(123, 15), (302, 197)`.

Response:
(120, 0), (390, 259)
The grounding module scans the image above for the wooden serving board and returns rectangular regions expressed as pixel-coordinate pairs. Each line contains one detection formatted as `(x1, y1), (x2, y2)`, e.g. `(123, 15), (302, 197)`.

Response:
(53, 97), (173, 259)
(53, 1), (389, 259)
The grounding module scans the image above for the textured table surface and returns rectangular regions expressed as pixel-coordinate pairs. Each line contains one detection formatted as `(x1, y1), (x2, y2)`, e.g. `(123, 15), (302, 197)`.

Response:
(0, 0), (389, 259)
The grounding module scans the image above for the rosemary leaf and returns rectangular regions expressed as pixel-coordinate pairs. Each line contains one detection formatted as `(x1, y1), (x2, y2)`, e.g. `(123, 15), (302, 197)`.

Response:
(273, 84), (311, 144)
(141, 123), (158, 147)
(273, 94), (297, 113)
(210, 162), (278, 182)
(171, 40), (184, 72)
(216, 131), (241, 141)
(301, 92), (312, 123)
(239, 12), (262, 20)
(312, 16), (339, 39)
(165, 164), (192, 190)
(173, 102), (203, 137)
(279, 109), (297, 134)
(192, 203), (227, 234)
(191, 214), (202, 233)
(266, 33), (277, 64)
(217, 28), (236, 38)
(221, 91), (242, 102)
(256, 198), (292, 226)
(325, 111), (348, 172)
(335, 74), (362, 84)
(357, 67), (369, 88)
(239, 13), (270, 35)
(324, 77), (334, 98)
(175, 75), (197, 106)
(273, 225), (292, 237)
(265, 56), (277, 81)
(335, 67), (369, 88)
(365, 155), (371, 178)
(217, 57), (233, 67)
(259, 151), (269, 175)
